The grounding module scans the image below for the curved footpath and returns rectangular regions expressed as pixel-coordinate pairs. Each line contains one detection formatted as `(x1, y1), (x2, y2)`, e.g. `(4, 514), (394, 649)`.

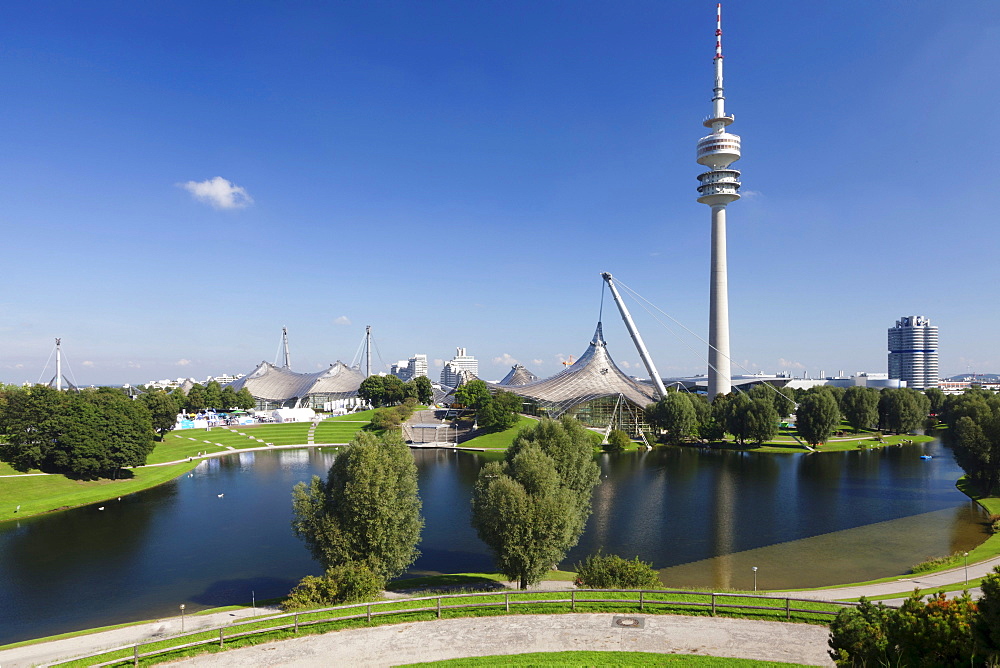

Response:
(170, 614), (833, 667)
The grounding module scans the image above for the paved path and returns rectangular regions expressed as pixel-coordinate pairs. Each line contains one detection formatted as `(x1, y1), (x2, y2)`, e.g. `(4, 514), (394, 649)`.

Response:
(770, 555), (1000, 603)
(0, 607), (282, 668)
(169, 614), (834, 667)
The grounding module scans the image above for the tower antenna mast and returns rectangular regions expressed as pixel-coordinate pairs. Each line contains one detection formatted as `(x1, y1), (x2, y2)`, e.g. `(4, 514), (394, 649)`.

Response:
(56, 338), (62, 392)
(696, 3), (741, 399)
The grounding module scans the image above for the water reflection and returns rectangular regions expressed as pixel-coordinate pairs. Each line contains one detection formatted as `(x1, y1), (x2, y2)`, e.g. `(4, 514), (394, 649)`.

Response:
(0, 439), (986, 645)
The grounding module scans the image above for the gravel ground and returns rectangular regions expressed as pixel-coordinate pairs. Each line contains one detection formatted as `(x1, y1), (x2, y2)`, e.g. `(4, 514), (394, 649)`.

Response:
(167, 613), (834, 667)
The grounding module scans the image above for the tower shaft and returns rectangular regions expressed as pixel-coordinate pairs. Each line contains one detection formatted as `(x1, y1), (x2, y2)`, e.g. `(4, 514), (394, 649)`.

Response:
(709, 207), (731, 398)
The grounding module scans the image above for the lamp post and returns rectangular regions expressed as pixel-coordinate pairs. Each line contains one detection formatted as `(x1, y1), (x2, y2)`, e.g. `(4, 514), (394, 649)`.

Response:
(179, 604), (185, 631)
(752, 566), (758, 592)
(965, 552), (970, 586)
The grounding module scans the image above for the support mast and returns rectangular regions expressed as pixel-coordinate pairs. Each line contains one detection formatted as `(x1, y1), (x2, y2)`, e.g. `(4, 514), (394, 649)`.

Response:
(365, 325), (372, 378)
(281, 327), (291, 369)
(601, 273), (667, 399)
(55, 338), (62, 392)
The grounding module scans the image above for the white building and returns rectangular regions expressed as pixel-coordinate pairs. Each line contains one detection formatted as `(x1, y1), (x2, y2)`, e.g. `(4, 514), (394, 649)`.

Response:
(391, 354), (429, 382)
(440, 347), (478, 388)
(888, 315), (939, 390)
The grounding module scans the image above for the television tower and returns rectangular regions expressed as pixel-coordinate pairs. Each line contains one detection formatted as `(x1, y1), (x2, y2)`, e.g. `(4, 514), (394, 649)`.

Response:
(696, 3), (741, 399)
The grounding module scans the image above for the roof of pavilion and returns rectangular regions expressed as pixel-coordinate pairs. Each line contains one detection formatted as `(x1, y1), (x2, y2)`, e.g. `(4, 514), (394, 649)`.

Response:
(498, 364), (539, 386)
(492, 323), (657, 416)
(226, 361), (365, 402)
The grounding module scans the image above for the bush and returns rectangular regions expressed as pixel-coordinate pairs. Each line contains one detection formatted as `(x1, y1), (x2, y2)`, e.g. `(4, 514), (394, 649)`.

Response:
(910, 552), (962, 574)
(829, 596), (892, 666)
(573, 552), (660, 589)
(604, 430), (631, 452)
(282, 563), (385, 611)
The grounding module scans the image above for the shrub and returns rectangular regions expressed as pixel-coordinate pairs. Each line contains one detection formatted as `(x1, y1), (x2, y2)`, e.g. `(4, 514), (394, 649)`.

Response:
(573, 552), (660, 589)
(282, 563), (385, 611)
(828, 596), (892, 666)
(910, 552), (962, 574)
(604, 430), (631, 452)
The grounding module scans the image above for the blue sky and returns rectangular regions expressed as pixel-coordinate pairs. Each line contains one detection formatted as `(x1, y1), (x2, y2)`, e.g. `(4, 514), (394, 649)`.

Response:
(2, 1), (998, 386)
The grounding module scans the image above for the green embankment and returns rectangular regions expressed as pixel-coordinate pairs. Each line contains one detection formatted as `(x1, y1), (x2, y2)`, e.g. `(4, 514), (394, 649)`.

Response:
(458, 416), (538, 449)
(1, 414), (374, 522)
(0, 461), (197, 523)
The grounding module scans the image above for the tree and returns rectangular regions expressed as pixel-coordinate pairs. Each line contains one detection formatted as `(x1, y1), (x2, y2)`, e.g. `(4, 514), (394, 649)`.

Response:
(605, 429), (631, 451)
(747, 383), (795, 419)
(828, 596), (893, 666)
(204, 381), (223, 410)
(878, 388), (928, 434)
(358, 375), (386, 408)
(0, 385), (66, 471)
(886, 590), (978, 667)
(170, 386), (189, 412)
(952, 411), (1000, 495)
(974, 565), (1000, 662)
(381, 375), (406, 406)
(645, 393), (697, 444)
(796, 391), (840, 446)
(186, 384), (207, 412)
(408, 376), (434, 405)
(291, 431), (423, 580)
(574, 552), (660, 589)
(477, 390), (521, 431)
(744, 398), (779, 445)
(140, 390), (180, 439)
(924, 387), (946, 416)
(472, 417), (600, 588)
(220, 386), (237, 410)
(454, 379), (490, 410)
(235, 387), (256, 410)
(840, 386), (879, 433)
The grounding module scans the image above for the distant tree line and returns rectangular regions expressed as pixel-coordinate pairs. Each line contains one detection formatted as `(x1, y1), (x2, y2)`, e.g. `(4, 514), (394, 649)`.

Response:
(644, 384), (941, 448)
(165, 380), (256, 413)
(0, 385), (155, 479)
(358, 375), (433, 408)
(939, 388), (1000, 495)
(454, 379), (522, 431)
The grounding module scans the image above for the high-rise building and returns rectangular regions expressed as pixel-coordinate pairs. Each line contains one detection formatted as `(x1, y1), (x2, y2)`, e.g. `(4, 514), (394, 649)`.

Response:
(408, 354), (428, 379)
(440, 347), (478, 388)
(888, 316), (939, 390)
(696, 4), (742, 399)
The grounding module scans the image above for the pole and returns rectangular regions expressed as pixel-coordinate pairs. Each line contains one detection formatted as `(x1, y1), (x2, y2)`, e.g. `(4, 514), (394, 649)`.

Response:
(601, 273), (668, 399)
(55, 338), (62, 391)
(965, 552), (969, 586)
(179, 604), (185, 631)
(752, 566), (758, 592)
(365, 326), (372, 378)
(281, 327), (291, 369)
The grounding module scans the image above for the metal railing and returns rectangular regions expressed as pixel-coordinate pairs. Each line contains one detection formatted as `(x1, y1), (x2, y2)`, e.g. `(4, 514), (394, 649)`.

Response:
(43, 588), (858, 667)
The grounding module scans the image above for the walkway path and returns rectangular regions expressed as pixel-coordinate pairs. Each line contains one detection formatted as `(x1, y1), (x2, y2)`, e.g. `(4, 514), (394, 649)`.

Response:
(168, 614), (834, 667)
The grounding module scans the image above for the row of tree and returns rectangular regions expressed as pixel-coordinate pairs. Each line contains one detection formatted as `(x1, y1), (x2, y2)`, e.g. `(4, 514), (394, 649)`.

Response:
(645, 384), (939, 447)
(940, 389), (1000, 495)
(163, 381), (256, 413)
(0, 385), (155, 479)
(357, 375), (433, 408)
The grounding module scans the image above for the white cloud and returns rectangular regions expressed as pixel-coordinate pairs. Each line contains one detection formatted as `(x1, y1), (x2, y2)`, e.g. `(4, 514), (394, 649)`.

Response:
(532, 359), (543, 366)
(127, 361), (141, 369)
(621, 360), (631, 369)
(334, 315), (351, 326)
(81, 360), (95, 367)
(778, 358), (805, 370)
(176, 359), (191, 366)
(492, 353), (519, 366)
(433, 358), (444, 367)
(179, 176), (253, 210)
(741, 189), (763, 199)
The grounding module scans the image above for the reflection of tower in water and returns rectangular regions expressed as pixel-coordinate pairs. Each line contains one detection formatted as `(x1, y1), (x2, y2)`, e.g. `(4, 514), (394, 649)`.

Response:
(710, 460), (736, 589)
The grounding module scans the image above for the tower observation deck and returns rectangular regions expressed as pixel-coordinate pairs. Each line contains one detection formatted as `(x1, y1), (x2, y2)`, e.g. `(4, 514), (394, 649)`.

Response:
(697, 4), (741, 399)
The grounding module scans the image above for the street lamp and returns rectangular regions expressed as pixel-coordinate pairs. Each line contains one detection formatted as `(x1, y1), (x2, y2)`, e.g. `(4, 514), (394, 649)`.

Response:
(752, 566), (758, 592)
(179, 604), (186, 631)
(965, 552), (970, 586)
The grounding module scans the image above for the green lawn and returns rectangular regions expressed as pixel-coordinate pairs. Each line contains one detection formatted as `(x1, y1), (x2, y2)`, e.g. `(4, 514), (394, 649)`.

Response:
(460, 416), (537, 449)
(403, 652), (811, 667)
(0, 461), (197, 523)
(313, 421), (368, 443)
